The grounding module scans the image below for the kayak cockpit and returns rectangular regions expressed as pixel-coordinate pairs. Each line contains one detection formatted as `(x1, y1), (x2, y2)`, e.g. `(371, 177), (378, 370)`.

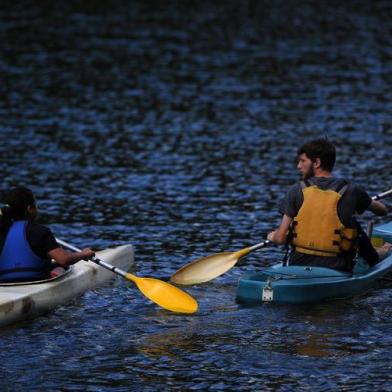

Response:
(0, 266), (72, 286)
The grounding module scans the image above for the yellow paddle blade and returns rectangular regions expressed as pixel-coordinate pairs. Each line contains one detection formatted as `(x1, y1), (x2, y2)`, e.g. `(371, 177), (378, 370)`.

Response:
(170, 247), (251, 285)
(125, 273), (198, 314)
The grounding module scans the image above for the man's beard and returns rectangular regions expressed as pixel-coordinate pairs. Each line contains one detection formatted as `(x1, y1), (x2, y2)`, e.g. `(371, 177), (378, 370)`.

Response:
(303, 165), (315, 180)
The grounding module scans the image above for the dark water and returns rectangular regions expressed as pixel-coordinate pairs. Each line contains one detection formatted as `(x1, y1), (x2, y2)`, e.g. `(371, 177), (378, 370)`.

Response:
(1, 0), (392, 390)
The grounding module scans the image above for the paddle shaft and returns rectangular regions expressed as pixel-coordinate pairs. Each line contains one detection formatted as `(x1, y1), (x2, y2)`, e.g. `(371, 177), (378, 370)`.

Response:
(248, 240), (270, 252)
(56, 238), (128, 278)
(372, 188), (392, 201)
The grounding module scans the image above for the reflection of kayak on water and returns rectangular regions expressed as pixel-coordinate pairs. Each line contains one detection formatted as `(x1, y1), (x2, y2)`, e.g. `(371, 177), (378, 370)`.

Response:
(0, 244), (134, 327)
(236, 222), (392, 305)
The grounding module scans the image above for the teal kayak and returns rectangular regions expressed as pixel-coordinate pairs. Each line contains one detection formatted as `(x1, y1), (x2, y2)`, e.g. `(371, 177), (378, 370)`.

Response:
(236, 222), (392, 305)
(372, 221), (392, 243)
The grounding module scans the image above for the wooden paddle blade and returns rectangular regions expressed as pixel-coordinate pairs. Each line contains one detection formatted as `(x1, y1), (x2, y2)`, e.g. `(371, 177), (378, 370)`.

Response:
(170, 251), (242, 285)
(126, 274), (198, 313)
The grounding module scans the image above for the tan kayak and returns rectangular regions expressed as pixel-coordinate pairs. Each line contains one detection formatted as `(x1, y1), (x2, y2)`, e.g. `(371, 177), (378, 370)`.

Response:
(0, 243), (134, 327)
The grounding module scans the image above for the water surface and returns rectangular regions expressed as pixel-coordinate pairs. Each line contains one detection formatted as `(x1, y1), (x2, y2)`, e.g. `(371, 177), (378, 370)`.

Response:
(0, 1), (391, 390)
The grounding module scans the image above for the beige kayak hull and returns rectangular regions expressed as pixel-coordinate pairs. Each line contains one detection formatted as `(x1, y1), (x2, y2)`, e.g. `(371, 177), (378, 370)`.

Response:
(0, 244), (134, 327)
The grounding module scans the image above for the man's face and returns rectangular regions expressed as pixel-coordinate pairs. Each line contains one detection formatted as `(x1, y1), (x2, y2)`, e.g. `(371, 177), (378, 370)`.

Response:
(296, 153), (315, 180)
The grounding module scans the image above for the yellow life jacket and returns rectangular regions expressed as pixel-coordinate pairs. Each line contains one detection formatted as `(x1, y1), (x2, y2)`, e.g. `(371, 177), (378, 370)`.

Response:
(291, 180), (357, 257)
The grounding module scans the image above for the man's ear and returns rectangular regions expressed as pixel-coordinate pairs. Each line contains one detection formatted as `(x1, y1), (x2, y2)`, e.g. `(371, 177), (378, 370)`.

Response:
(313, 158), (321, 169)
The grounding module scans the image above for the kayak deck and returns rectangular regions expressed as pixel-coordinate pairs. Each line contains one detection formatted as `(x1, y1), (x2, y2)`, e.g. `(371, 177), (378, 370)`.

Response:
(237, 255), (392, 304)
(0, 244), (134, 327)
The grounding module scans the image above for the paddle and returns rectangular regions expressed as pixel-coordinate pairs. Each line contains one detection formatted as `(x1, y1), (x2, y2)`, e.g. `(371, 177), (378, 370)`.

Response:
(56, 239), (198, 314)
(170, 240), (270, 285)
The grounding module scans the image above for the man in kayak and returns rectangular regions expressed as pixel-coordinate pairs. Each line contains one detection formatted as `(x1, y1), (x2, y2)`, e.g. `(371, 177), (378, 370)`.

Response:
(267, 138), (391, 272)
(0, 186), (95, 282)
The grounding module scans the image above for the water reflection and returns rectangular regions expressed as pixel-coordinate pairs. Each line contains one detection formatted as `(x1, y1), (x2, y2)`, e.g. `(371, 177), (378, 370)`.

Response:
(292, 332), (371, 358)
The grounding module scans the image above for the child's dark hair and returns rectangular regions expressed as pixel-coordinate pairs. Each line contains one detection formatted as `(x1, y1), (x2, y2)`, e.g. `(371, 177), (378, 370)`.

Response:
(0, 187), (36, 237)
(297, 138), (336, 172)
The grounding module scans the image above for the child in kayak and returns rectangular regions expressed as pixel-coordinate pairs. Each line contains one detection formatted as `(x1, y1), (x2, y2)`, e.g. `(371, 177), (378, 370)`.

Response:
(0, 186), (94, 282)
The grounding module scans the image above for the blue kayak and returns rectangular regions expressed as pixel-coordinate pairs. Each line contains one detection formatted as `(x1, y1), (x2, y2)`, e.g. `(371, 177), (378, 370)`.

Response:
(236, 222), (392, 305)
(373, 221), (392, 243)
